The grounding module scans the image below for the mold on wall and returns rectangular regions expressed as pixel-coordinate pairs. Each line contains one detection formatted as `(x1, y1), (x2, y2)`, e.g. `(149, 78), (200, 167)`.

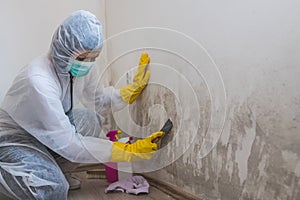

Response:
(137, 99), (300, 200)
(105, 0), (300, 199)
(113, 51), (300, 200)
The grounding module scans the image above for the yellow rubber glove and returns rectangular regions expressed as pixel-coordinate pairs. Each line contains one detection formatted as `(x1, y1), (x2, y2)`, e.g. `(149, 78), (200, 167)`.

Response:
(110, 131), (164, 162)
(120, 53), (151, 104)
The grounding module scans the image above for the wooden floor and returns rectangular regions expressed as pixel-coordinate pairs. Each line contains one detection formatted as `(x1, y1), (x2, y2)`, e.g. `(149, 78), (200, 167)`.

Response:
(68, 172), (176, 200)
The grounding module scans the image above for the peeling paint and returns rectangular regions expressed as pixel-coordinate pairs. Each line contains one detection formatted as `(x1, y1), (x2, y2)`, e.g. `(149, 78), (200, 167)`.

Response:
(235, 108), (257, 185)
(295, 162), (300, 177)
(130, 99), (300, 200)
(107, 0), (300, 199)
(281, 150), (299, 172)
(226, 144), (234, 182)
(258, 154), (267, 178)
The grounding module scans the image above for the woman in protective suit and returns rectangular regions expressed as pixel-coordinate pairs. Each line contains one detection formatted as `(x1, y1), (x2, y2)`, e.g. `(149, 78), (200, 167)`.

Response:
(0, 10), (163, 200)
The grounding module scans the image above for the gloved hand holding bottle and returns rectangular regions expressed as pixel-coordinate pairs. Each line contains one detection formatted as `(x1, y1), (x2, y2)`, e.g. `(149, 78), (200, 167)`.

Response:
(120, 53), (151, 104)
(110, 131), (164, 162)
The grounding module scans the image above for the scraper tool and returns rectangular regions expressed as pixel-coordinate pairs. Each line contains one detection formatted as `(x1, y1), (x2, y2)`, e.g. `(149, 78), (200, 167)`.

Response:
(152, 119), (173, 143)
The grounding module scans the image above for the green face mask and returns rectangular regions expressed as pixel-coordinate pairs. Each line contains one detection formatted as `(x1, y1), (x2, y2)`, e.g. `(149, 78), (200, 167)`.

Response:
(69, 60), (95, 77)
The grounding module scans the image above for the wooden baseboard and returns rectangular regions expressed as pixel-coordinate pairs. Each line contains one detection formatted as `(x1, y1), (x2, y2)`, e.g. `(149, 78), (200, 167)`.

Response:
(140, 174), (203, 200)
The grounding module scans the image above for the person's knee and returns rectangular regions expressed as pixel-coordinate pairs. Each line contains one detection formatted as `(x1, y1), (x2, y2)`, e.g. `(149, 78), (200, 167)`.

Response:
(39, 176), (69, 200)
(0, 169), (69, 200)
(0, 146), (69, 200)
(53, 177), (69, 199)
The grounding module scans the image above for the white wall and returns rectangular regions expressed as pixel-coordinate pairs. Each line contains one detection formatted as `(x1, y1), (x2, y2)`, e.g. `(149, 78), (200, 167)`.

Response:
(0, 0), (106, 102)
(105, 0), (300, 199)
(2, 1), (300, 199)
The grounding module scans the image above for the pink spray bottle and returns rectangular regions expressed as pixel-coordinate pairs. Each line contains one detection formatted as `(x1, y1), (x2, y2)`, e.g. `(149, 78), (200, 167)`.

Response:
(105, 130), (122, 183)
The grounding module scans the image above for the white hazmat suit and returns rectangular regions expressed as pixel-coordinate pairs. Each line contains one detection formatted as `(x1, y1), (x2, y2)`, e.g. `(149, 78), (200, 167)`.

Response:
(0, 10), (126, 199)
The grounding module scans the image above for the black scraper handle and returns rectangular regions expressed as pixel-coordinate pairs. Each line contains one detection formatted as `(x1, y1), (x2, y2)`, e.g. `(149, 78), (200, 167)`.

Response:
(152, 119), (173, 143)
